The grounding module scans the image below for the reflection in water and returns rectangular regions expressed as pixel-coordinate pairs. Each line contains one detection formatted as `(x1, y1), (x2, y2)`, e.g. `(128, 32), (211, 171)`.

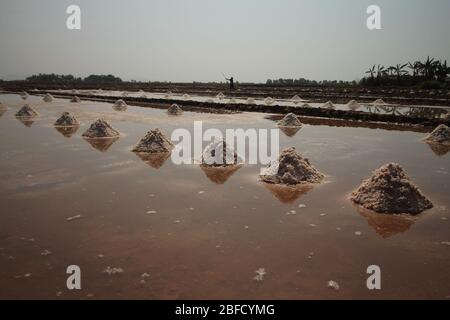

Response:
(261, 182), (313, 204)
(15, 116), (36, 127)
(362, 104), (448, 119)
(133, 151), (171, 169)
(279, 126), (301, 137)
(425, 142), (450, 157)
(83, 137), (119, 152)
(200, 164), (242, 184)
(54, 125), (80, 138)
(112, 104), (127, 112)
(356, 205), (417, 238)
(0, 107), (7, 117)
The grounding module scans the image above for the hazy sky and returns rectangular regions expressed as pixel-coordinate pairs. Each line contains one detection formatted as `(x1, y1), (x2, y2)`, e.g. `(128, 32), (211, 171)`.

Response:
(1, 0), (449, 82)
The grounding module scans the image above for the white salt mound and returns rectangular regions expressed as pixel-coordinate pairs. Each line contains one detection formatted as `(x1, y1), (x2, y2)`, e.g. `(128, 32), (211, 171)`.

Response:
(347, 100), (360, 110)
(322, 101), (335, 109)
(423, 124), (450, 145)
(54, 112), (79, 126)
(182, 94), (191, 100)
(216, 92), (225, 100)
(260, 147), (324, 186)
(82, 119), (120, 138)
(247, 98), (255, 104)
(20, 91), (29, 100)
(43, 93), (53, 102)
(373, 99), (387, 105)
(132, 129), (174, 153)
(15, 104), (38, 117)
(350, 163), (433, 215)
(114, 99), (127, 108)
(167, 104), (183, 115)
(70, 96), (81, 103)
(264, 97), (274, 106)
(291, 95), (302, 104)
(278, 113), (302, 127)
(201, 138), (243, 166)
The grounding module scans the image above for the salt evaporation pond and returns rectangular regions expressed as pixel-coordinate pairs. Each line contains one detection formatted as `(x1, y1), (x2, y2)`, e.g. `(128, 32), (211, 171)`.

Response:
(49, 89), (450, 118)
(0, 93), (449, 299)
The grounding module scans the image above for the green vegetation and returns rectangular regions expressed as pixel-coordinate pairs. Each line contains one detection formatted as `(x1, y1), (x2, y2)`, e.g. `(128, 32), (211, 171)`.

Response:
(362, 57), (449, 87)
(25, 73), (122, 85)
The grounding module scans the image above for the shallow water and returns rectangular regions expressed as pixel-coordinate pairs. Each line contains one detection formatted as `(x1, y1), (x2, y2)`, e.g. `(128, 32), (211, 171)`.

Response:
(0, 94), (449, 299)
(50, 89), (450, 118)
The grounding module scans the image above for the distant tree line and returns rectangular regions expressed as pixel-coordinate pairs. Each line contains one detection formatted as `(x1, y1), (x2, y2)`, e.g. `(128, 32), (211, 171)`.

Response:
(361, 57), (449, 88)
(266, 78), (356, 87)
(25, 73), (122, 85)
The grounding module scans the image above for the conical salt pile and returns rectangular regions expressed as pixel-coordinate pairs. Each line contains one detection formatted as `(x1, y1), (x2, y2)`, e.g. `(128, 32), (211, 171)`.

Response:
(322, 101), (335, 109)
(347, 100), (360, 110)
(132, 129), (174, 153)
(15, 104), (38, 117)
(20, 91), (29, 100)
(216, 92), (225, 100)
(164, 91), (172, 98)
(301, 103), (311, 108)
(350, 163), (433, 215)
(260, 147), (324, 185)
(54, 112), (80, 126)
(264, 97), (274, 106)
(291, 95), (302, 104)
(278, 113), (302, 127)
(201, 138), (242, 166)
(113, 99), (127, 111)
(373, 99), (387, 105)
(82, 119), (120, 138)
(167, 104), (183, 115)
(70, 96), (81, 103)
(43, 93), (53, 102)
(423, 124), (450, 145)
(182, 94), (191, 100)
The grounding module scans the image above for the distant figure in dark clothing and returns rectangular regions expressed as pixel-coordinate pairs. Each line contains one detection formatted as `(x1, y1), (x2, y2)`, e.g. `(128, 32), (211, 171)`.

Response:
(225, 76), (235, 90)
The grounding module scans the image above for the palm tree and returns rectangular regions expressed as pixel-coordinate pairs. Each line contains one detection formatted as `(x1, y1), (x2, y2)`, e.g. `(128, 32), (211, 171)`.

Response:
(419, 56), (436, 80)
(408, 61), (420, 79)
(365, 65), (376, 79)
(393, 63), (408, 83)
(436, 60), (449, 82)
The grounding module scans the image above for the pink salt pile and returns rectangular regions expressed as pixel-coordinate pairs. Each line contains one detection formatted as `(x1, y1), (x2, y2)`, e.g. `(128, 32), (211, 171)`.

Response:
(278, 113), (302, 127)
(260, 147), (324, 186)
(167, 104), (183, 115)
(350, 163), (433, 215)
(15, 104), (38, 117)
(82, 119), (120, 138)
(54, 112), (80, 126)
(423, 124), (450, 145)
(201, 139), (242, 167)
(132, 129), (174, 153)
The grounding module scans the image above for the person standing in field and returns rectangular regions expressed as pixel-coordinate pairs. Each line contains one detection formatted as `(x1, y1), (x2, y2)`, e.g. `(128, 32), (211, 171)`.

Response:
(225, 76), (235, 90)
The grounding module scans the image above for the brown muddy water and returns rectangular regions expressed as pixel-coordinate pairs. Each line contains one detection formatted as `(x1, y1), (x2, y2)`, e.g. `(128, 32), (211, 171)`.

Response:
(0, 94), (449, 300)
